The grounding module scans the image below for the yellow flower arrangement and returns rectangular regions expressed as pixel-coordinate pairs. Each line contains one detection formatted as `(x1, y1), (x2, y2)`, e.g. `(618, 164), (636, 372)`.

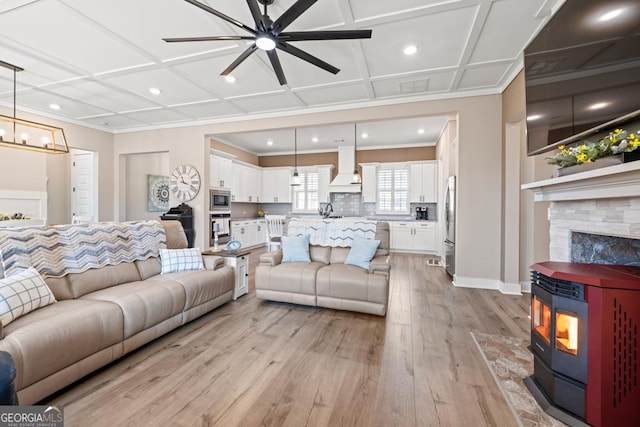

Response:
(548, 128), (640, 168)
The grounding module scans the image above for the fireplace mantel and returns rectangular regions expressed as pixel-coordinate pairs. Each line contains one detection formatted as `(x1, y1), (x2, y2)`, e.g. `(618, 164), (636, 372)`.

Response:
(521, 160), (640, 202)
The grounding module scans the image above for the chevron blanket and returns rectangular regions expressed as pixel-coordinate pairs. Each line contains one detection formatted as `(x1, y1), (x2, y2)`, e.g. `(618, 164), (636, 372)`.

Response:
(287, 218), (377, 247)
(0, 220), (166, 278)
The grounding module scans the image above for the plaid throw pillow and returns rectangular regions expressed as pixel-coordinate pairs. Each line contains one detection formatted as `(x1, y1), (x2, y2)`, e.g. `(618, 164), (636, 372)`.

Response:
(0, 267), (57, 327)
(159, 248), (204, 274)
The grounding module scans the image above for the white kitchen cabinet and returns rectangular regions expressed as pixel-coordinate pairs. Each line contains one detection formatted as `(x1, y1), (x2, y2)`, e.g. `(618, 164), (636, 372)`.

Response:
(390, 221), (437, 253)
(361, 163), (378, 203)
(231, 164), (243, 202)
(243, 167), (261, 203)
(210, 154), (232, 189)
(231, 219), (266, 248)
(409, 162), (437, 203)
(231, 163), (261, 203)
(256, 220), (266, 244)
(317, 165), (333, 204)
(262, 168), (291, 203)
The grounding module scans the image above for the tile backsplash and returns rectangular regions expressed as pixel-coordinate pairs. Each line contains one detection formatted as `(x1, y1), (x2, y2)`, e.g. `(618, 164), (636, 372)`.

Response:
(236, 193), (437, 221)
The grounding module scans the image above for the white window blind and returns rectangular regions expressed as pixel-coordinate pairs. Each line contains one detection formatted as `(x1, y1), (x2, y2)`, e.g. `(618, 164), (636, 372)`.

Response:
(293, 172), (319, 212)
(377, 167), (408, 213)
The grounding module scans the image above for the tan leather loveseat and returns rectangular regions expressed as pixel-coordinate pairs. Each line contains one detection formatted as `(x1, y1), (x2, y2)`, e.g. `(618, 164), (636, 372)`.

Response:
(255, 221), (390, 316)
(0, 221), (233, 404)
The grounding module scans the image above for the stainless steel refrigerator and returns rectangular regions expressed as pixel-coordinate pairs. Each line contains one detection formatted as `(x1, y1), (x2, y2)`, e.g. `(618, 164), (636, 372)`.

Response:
(444, 176), (456, 276)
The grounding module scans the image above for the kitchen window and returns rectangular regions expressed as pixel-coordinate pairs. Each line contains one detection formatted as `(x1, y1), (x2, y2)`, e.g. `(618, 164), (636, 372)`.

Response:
(377, 166), (409, 214)
(292, 171), (319, 212)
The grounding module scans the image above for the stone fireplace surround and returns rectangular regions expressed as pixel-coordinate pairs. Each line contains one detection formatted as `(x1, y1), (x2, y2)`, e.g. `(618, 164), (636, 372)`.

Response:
(522, 161), (640, 264)
(549, 198), (640, 264)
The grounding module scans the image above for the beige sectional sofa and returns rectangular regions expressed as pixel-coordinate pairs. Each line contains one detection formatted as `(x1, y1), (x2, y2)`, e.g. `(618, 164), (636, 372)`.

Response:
(0, 221), (234, 405)
(255, 221), (391, 316)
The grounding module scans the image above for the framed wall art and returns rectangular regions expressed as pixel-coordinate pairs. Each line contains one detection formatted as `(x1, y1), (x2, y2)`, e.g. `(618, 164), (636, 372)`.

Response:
(148, 174), (170, 212)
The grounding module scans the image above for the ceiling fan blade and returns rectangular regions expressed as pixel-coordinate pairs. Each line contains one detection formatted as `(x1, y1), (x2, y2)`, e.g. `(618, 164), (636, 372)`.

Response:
(221, 44), (258, 75)
(271, 0), (317, 35)
(246, 0), (266, 32)
(277, 42), (339, 74)
(267, 50), (287, 85)
(278, 30), (372, 42)
(183, 0), (256, 35)
(163, 36), (255, 43)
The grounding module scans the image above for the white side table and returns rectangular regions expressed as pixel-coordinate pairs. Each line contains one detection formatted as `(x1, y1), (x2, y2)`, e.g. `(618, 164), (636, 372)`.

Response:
(220, 250), (251, 300)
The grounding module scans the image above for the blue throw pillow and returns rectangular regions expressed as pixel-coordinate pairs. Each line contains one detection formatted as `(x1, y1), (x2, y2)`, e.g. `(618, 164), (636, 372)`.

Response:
(281, 234), (311, 263)
(345, 237), (380, 270)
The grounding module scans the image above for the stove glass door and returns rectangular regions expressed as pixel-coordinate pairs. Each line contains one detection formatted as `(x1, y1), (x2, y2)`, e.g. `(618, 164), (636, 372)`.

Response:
(532, 295), (551, 345)
(555, 310), (579, 356)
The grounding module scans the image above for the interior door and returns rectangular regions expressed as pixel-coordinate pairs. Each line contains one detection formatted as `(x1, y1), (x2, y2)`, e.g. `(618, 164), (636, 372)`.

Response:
(71, 151), (96, 220)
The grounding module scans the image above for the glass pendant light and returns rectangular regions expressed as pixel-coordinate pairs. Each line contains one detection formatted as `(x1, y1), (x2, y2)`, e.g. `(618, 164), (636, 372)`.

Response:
(291, 128), (301, 186)
(351, 123), (362, 184)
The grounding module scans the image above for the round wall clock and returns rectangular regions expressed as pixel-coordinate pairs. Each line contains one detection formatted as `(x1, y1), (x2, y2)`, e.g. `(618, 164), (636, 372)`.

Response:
(169, 164), (201, 202)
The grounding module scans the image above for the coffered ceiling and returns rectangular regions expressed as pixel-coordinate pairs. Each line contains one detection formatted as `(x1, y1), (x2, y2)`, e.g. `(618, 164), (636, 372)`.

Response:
(0, 0), (563, 150)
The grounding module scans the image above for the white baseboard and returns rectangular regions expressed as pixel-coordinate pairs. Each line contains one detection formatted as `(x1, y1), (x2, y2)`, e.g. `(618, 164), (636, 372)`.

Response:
(453, 275), (522, 295)
(500, 282), (523, 295)
(520, 281), (531, 293)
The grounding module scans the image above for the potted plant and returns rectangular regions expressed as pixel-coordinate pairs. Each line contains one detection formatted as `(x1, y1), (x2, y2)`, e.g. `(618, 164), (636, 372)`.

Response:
(547, 128), (640, 175)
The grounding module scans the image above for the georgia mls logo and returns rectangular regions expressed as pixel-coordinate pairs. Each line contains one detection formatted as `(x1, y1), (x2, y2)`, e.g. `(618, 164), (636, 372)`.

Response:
(44, 406), (63, 417)
(0, 405), (64, 427)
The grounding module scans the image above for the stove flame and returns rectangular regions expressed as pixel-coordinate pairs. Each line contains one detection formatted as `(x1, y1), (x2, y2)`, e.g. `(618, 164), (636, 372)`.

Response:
(556, 311), (579, 356)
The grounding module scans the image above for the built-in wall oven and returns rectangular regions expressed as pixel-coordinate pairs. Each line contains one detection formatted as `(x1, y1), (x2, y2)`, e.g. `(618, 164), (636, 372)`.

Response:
(210, 189), (231, 212)
(210, 213), (231, 247)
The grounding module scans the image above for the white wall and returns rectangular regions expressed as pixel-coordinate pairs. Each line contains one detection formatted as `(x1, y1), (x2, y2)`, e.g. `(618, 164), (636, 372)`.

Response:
(115, 95), (505, 285)
(114, 130), (209, 248)
(124, 152), (169, 221)
(0, 106), (114, 224)
(0, 149), (47, 192)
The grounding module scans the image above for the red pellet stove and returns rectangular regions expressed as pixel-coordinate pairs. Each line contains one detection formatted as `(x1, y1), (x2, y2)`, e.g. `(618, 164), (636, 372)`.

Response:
(525, 262), (640, 427)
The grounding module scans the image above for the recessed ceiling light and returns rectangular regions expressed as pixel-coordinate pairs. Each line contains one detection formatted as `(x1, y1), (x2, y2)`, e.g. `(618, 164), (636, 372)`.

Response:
(49, 103), (61, 111)
(418, 128), (425, 134)
(361, 132), (368, 139)
(267, 139), (274, 146)
(149, 87), (162, 96)
(403, 45), (418, 55)
(312, 137), (318, 143)
(589, 102), (609, 110)
(527, 114), (543, 121)
(224, 75), (236, 83)
(599, 8), (624, 22)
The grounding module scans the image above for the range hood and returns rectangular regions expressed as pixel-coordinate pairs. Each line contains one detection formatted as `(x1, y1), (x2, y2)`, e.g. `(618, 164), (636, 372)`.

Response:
(329, 145), (362, 193)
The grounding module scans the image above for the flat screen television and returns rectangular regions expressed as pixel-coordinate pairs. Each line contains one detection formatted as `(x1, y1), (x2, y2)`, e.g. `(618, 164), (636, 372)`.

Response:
(524, 0), (640, 156)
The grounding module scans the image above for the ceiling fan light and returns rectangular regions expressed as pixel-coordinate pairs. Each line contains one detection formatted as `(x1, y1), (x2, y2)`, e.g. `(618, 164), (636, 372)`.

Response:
(256, 35), (276, 51)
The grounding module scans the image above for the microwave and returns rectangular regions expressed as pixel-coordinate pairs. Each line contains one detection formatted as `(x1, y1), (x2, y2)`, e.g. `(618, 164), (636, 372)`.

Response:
(210, 189), (231, 212)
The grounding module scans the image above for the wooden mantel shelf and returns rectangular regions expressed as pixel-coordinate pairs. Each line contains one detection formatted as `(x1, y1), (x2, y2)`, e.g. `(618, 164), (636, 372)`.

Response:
(521, 160), (640, 202)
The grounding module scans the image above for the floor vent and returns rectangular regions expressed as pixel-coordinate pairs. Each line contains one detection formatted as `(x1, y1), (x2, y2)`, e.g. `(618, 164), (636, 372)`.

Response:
(426, 257), (440, 266)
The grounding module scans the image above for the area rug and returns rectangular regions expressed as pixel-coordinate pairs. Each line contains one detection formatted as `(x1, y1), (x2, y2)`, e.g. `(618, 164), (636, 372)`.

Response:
(470, 331), (567, 427)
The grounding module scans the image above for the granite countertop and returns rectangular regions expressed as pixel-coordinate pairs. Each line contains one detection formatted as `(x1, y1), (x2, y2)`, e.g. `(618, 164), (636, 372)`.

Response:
(287, 215), (437, 222)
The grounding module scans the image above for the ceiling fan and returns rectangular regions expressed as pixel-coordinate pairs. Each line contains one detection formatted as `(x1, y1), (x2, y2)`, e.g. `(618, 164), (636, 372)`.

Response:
(163, 0), (372, 85)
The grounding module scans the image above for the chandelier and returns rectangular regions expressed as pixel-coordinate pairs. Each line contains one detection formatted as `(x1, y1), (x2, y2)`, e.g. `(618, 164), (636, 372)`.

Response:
(0, 60), (69, 154)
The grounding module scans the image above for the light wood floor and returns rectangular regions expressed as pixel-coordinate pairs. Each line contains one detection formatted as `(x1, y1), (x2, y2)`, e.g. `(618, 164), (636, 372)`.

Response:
(46, 249), (531, 426)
